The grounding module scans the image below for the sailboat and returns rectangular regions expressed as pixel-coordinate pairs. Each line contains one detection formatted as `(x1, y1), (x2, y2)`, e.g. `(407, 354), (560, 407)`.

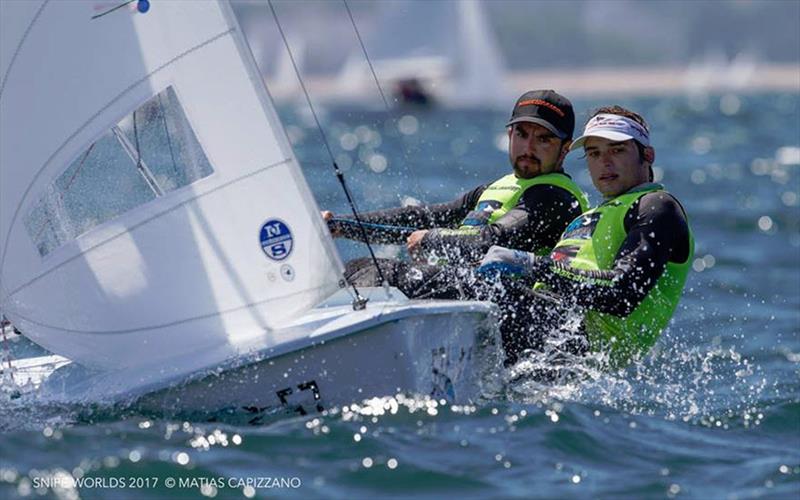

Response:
(335, 0), (509, 108)
(0, 0), (497, 414)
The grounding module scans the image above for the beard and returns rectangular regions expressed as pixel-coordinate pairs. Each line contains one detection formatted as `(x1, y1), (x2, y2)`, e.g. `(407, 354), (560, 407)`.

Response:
(512, 155), (541, 178)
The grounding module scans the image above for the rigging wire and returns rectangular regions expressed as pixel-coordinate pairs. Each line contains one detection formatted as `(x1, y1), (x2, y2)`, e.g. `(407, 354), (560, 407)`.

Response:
(342, 0), (455, 298)
(1, 316), (15, 384)
(329, 218), (417, 237)
(129, 111), (163, 196)
(266, 0), (387, 309)
(341, 0), (435, 227)
(91, 0), (135, 20)
(91, 0), (149, 20)
(341, 1), (390, 110)
(158, 93), (181, 178)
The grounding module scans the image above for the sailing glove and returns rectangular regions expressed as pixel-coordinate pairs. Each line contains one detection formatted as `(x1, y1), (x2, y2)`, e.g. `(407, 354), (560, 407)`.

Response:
(477, 245), (545, 279)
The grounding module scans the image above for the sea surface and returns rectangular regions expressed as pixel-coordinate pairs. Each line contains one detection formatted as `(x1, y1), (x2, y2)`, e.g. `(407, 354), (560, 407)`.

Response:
(1, 92), (799, 499)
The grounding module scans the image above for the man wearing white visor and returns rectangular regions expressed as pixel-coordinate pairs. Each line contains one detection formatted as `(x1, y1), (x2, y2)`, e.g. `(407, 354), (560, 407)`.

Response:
(478, 106), (694, 370)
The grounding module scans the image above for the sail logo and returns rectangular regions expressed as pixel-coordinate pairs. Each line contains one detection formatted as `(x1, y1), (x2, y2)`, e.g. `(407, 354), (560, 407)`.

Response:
(259, 219), (293, 261)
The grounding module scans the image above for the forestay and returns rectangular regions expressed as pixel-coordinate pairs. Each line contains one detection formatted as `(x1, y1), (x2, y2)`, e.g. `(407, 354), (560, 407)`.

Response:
(0, 0), (343, 369)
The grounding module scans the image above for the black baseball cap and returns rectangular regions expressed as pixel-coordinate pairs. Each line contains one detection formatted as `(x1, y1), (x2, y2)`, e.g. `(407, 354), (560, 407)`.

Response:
(506, 90), (575, 140)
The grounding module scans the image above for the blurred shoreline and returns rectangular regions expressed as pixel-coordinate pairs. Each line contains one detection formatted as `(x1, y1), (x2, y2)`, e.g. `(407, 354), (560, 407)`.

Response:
(267, 63), (800, 103)
(507, 63), (800, 97)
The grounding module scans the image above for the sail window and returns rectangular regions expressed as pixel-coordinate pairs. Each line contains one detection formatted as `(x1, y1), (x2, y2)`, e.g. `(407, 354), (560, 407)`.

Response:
(24, 87), (213, 257)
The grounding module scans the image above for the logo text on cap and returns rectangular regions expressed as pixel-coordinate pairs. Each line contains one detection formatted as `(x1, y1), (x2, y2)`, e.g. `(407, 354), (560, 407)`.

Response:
(517, 99), (565, 117)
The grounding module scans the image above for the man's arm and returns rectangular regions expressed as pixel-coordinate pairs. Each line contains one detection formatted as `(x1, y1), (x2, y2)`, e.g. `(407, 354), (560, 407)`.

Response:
(328, 185), (485, 244)
(534, 192), (690, 316)
(420, 184), (584, 263)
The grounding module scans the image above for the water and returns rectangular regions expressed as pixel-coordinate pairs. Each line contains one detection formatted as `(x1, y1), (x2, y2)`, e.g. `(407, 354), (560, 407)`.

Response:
(1, 92), (798, 499)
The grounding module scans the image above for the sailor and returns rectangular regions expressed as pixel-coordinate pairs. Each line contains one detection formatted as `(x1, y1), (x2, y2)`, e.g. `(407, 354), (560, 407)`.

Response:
(478, 106), (694, 368)
(322, 90), (589, 299)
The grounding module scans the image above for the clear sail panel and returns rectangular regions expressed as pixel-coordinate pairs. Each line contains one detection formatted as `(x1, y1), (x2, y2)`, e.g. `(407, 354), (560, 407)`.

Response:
(117, 87), (213, 192)
(23, 86), (213, 257)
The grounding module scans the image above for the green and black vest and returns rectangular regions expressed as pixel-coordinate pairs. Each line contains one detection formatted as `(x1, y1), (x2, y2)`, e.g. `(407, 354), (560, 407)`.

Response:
(458, 173), (589, 255)
(547, 184), (694, 367)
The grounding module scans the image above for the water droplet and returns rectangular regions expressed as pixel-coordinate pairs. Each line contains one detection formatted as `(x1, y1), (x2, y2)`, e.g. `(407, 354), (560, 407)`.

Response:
(757, 215), (773, 232)
(368, 154), (388, 173)
(775, 146), (800, 166)
(652, 166), (664, 182)
(691, 136), (711, 155)
(355, 125), (373, 143)
(335, 153), (353, 172)
(495, 133), (509, 152)
(690, 169), (707, 184)
(398, 115), (419, 135)
(339, 133), (358, 151)
(750, 158), (771, 176)
(719, 94), (741, 115)
(781, 191), (798, 206)
(200, 483), (217, 497)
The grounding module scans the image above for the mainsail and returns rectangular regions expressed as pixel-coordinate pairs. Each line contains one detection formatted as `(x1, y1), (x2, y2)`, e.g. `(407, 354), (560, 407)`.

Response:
(0, 0), (344, 369)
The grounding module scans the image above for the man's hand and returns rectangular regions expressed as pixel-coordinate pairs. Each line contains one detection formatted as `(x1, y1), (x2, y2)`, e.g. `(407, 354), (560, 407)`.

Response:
(321, 210), (341, 237)
(477, 245), (539, 279)
(406, 229), (429, 256)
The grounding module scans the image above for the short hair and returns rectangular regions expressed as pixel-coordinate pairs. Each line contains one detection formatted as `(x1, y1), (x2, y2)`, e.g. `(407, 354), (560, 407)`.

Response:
(588, 105), (653, 181)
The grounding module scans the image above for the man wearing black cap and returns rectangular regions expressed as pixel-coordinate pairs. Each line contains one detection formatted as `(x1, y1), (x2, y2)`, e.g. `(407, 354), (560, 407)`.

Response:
(322, 90), (589, 299)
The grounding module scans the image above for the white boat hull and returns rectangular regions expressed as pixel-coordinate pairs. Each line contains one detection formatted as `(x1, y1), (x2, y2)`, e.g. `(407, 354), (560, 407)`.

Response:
(140, 306), (497, 416)
(14, 289), (499, 415)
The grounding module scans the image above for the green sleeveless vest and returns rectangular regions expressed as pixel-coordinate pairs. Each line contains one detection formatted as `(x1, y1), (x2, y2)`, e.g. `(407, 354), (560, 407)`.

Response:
(548, 184), (694, 367)
(459, 173), (589, 254)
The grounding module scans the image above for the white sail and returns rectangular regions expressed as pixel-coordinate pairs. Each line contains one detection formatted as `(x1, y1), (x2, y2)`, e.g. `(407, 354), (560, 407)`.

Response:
(454, 0), (508, 108)
(0, 0), (344, 369)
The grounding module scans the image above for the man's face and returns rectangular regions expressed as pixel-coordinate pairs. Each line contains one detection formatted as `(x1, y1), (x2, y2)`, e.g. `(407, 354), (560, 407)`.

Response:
(507, 122), (566, 179)
(584, 137), (652, 197)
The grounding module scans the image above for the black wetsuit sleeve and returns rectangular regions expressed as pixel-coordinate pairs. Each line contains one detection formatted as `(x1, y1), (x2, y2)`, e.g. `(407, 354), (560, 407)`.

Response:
(329, 185), (486, 244)
(422, 183), (584, 263)
(532, 191), (690, 316)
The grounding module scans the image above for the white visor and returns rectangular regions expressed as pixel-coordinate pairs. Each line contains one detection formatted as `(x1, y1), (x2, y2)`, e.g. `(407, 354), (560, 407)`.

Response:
(569, 113), (650, 151)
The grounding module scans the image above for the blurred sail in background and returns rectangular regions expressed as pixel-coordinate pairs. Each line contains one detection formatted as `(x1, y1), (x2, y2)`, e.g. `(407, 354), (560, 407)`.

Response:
(336, 0), (509, 108)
